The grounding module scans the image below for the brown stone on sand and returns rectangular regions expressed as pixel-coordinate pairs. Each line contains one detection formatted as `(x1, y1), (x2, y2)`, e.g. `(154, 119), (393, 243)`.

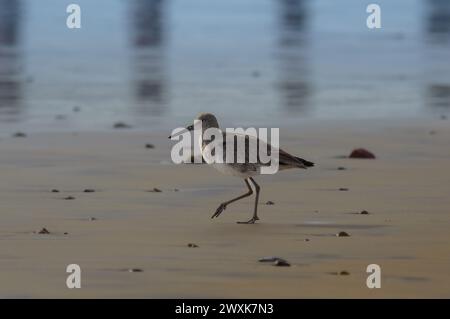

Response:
(337, 231), (350, 237)
(349, 148), (376, 159)
(187, 243), (198, 248)
(38, 228), (50, 234)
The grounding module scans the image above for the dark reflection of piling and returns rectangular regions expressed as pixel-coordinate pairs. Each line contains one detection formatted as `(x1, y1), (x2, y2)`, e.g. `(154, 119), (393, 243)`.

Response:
(424, 0), (450, 112)
(128, 0), (168, 116)
(276, 0), (312, 114)
(0, 0), (24, 122)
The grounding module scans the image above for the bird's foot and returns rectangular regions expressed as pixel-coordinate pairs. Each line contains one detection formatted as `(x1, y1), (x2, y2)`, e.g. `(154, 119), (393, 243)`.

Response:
(211, 203), (227, 219)
(237, 216), (259, 224)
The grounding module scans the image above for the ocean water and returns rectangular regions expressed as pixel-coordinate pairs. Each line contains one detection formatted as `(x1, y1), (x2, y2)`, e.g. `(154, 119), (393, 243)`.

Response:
(0, 0), (449, 132)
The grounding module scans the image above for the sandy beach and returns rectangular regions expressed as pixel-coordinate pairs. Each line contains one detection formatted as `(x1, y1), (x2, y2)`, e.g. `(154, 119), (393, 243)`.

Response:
(1, 118), (449, 298)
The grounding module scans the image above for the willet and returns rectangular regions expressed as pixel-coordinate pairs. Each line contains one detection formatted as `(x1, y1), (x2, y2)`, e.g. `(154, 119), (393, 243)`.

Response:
(169, 113), (314, 224)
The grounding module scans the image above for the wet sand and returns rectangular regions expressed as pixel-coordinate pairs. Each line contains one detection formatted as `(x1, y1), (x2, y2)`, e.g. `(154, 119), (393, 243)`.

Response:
(0, 118), (449, 298)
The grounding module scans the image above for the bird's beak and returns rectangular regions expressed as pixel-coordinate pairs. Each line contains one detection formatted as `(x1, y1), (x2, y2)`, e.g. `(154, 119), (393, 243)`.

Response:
(168, 124), (194, 139)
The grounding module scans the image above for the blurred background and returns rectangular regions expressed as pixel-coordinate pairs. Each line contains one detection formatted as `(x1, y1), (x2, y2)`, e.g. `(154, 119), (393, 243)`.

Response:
(0, 0), (449, 132)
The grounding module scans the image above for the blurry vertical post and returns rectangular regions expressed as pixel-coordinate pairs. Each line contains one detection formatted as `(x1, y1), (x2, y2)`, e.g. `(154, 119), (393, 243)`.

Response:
(66, 4), (81, 29)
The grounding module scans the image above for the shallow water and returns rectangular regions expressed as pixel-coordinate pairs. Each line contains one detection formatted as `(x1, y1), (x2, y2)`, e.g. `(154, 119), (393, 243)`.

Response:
(0, 0), (449, 133)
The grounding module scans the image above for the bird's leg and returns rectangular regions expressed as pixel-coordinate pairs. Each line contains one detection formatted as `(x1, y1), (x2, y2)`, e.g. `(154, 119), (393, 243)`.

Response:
(237, 177), (261, 224)
(211, 179), (253, 219)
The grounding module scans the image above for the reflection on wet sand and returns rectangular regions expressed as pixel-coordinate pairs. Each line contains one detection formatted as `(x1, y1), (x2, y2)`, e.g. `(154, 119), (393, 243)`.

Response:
(424, 0), (450, 112)
(0, 0), (24, 122)
(276, 0), (312, 115)
(129, 0), (169, 116)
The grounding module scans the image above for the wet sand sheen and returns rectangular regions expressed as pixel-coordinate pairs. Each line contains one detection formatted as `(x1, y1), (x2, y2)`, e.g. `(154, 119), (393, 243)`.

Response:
(0, 118), (450, 298)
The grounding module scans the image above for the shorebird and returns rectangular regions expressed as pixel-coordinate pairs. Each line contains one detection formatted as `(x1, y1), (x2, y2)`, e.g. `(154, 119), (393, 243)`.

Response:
(169, 113), (314, 224)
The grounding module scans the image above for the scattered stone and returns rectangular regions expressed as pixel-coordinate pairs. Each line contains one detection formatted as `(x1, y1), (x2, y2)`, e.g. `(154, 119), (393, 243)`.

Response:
(274, 259), (291, 267)
(265, 200), (275, 205)
(127, 268), (143, 273)
(63, 232), (69, 235)
(147, 188), (162, 193)
(339, 188), (349, 191)
(83, 189), (95, 193)
(64, 196), (75, 200)
(145, 143), (155, 149)
(51, 189), (60, 193)
(38, 228), (50, 234)
(349, 148), (376, 159)
(336, 231), (350, 237)
(89, 217), (97, 221)
(173, 188), (179, 192)
(340, 271), (350, 275)
(259, 256), (287, 263)
(304, 238), (310, 242)
(113, 122), (132, 129)
(187, 243), (198, 248)
(360, 210), (370, 215)
(337, 167), (347, 170)
(12, 132), (27, 138)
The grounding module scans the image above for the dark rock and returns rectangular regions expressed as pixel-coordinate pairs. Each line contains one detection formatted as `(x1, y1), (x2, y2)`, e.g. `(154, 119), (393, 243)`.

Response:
(64, 196), (75, 200)
(63, 232), (69, 235)
(337, 167), (347, 170)
(113, 122), (132, 129)
(273, 260), (291, 267)
(304, 238), (310, 242)
(340, 271), (350, 275)
(349, 148), (376, 159)
(127, 268), (143, 273)
(38, 228), (50, 234)
(339, 188), (349, 191)
(360, 210), (370, 215)
(89, 217), (97, 221)
(336, 231), (350, 237)
(145, 144), (155, 149)
(265, 200), (275, 205)
(259, 256), (287, 263)
(187, 243), (198, 248)
(83, 189), (95, 193)
(147, 188), (162, 193)
(12, 132), (27, 138)
(51, 189), (60, 193)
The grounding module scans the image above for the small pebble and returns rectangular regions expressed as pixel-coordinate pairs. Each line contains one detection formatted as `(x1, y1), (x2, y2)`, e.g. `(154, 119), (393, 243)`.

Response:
(89, 217), (97, 221)
(265, 200), (275, 205)
(173, 188), (179, 192)
(337, 167), (347, 170)
(113, 122), (132, 129)
(83, 189), (95, 193)
(273, 260), (291, 267)
(340, 271), (350, 275)
(337, 231), (350, 237)
(38, 228), (50, 234)
(259, 256), (287, 263)
(147, 188), (162, 193)
(349, 148), (376, 159)
(51, 189), (60, 193)
(304, 238), (310, 242)
(187, 243), (198, 248)
(12, 132), (27, 138)
(63, 232), (69, 235)
(64, 196), (75, 200)
(339, 188), (349, 191)
(360, 210), (370, 215)
(145, 144), (155, 149)
(127, 268), (143, 273)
